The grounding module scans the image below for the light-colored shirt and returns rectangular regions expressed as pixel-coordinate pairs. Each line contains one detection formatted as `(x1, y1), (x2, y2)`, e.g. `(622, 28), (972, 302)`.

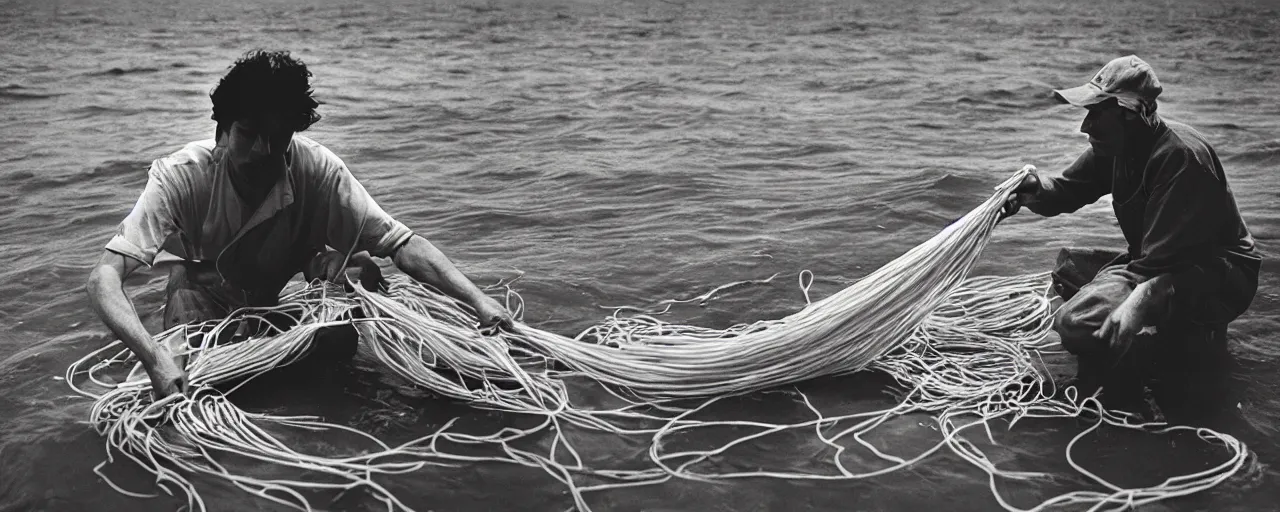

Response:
(106, 135), (413, 296)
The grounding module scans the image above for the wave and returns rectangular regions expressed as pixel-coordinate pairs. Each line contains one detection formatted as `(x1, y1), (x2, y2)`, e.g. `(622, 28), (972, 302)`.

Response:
(596, 79), (683, 99)
(954, 83), (1058, 109)
(13, 161), (149, 194)
(801, 20), (888, 35)
(1224, 140), (1280, 166)
(85, 160), (151, 179)
(0, 84), (65, 101)
(737, 142), (853, 161)
(88, 67), (162, 77)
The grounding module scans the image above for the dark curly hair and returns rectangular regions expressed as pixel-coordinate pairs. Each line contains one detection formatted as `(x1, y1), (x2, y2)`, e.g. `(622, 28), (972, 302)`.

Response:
(210, 50), (321, 139)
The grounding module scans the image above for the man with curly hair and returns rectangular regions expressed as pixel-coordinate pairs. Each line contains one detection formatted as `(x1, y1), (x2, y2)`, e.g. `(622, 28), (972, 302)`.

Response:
(86, 50), (514, 397)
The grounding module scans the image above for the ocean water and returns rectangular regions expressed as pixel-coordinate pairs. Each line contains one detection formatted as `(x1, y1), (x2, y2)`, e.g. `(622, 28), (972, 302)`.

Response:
(2, 0), (1279, 510)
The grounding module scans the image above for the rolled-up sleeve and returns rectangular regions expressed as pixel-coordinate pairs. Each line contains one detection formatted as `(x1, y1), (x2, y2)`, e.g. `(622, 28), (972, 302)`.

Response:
(320, 157), (413, 258)
(105, 163), (177, 266)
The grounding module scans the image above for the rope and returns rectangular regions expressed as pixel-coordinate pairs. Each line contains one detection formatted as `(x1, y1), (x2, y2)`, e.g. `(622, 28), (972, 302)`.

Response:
(65, 168), (1248, 511)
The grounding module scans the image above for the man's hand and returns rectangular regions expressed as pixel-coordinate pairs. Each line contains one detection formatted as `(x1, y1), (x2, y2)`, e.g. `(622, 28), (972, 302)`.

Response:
(1094, 297), (1146, 357)
(148, 330), (189, 399)
(473, 295), (515, 335)
(1095, 276), (1172, 355)
(307, 250), (387, 292)
(1094, 280), (1167, 358)
(87, 251), (190, 400)
(147, 351), (189, 399)
(1000, 168), (1041, 221)
(389, 235), (516, 334)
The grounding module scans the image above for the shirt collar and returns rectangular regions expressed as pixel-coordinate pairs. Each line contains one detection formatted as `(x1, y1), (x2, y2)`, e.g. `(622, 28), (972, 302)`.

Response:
(212, 138), (297, 240)
(1125, 116), (1166, 165)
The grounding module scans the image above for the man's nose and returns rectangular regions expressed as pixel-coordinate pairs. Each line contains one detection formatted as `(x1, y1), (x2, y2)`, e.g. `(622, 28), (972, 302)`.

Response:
(1079, 109), (1104, 135)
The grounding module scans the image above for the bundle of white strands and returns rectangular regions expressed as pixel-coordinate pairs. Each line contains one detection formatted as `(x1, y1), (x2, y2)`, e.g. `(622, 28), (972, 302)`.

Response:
(66, 167), (1248, 512)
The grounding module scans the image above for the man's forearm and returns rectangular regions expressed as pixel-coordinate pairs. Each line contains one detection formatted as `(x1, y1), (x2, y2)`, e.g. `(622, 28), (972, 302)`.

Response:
(1024, 150), (1109, 217)
(1024, 177), (1085, 217)
(86, 265), (164, 369)
(392, 235), (489, 307)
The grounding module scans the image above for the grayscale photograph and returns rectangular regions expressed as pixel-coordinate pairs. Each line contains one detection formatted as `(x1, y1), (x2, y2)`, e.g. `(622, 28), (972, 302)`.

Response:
(1, 0), (1276, 510)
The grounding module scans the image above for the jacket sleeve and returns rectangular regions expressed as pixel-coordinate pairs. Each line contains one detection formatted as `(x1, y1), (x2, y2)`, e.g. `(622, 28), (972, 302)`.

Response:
(1025, 148), (1112, 217)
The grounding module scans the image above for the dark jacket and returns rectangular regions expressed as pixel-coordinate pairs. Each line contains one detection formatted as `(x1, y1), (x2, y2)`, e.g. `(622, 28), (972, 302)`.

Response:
(1027, 118), (1260, 281)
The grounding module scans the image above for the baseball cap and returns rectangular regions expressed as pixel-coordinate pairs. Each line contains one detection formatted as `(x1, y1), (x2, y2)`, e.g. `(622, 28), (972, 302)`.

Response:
(1053, 55), (1163, 108)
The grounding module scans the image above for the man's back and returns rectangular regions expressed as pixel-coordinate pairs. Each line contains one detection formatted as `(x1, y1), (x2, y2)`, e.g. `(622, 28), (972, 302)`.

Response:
(1122, 119), (1258, 275)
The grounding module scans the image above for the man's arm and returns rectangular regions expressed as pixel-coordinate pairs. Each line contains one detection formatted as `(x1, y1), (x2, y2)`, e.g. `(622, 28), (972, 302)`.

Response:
(1023, 148), (1112, 217)
(308, 148), (514, 330)
(391, 235), (514, 330)
(86, 250), (187, 396)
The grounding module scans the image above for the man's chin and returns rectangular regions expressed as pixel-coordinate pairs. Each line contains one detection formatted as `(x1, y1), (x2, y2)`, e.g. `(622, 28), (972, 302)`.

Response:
(231, 158), (282, 173)
(1089, 143), (1114, 157)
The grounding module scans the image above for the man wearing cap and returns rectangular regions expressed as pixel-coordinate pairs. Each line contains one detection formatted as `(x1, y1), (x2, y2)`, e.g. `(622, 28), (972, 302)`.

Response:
(1002, 55), (1260, 411)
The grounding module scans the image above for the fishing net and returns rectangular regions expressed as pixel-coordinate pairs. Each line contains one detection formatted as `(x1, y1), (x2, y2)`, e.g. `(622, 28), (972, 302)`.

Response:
(66, 168), (1248, 511)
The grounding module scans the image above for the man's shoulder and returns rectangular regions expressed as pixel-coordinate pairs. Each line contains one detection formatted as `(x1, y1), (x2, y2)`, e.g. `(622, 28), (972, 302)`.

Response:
(290, 135), (342, 164)
(288, 135), (348, 177)
(151, 139), (216, 178)
(1157, 119), (1214, 155)
(1151, 119), (1220, 175)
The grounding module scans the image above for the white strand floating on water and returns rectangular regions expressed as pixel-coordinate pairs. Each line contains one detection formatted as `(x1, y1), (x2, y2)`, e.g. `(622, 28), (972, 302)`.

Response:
(65, 167), (1248, 512)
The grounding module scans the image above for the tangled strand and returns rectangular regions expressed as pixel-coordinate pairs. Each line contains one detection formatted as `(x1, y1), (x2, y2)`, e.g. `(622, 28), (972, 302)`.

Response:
(66, 168), (1248, 511)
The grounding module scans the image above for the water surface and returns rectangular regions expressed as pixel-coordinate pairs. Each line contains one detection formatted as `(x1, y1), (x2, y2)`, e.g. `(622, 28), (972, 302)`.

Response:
(2, 0), (1278, 510)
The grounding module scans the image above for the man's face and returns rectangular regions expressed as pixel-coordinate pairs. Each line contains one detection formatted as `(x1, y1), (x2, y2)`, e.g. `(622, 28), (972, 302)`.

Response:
(1079, 99), (1131, 157)
(227, 110), (294, 173)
